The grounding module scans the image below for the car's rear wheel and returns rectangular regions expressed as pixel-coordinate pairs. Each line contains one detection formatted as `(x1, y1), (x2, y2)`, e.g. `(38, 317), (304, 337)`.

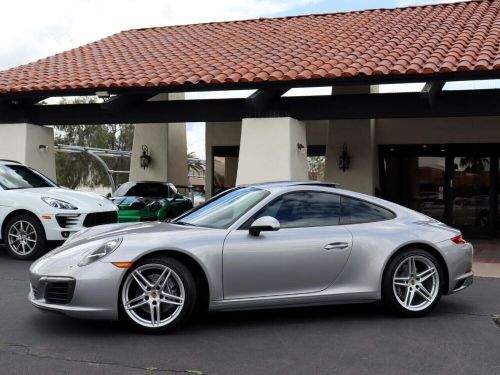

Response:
(4, 214), (47, 260)
(119, 256), (196, 333)
(382, 249), (443, 317)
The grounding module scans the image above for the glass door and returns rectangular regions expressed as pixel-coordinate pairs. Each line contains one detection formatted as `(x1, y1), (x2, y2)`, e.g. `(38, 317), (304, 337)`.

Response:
(380, 144), (500, 238)
(450, 156), (493, 236)
(381, 153), (446, 221)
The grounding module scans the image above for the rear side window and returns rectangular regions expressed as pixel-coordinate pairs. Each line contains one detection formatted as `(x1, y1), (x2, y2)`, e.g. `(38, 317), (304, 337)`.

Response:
(243, 191), (341, 229)
(340, 196), (395, 224)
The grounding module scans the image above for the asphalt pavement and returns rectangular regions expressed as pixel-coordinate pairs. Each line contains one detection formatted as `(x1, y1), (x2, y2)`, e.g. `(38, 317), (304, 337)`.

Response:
(0, 249), (499, 375)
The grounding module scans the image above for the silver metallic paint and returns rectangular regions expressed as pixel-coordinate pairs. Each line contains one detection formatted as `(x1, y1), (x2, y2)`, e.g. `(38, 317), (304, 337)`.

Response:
(29, 182), (473, 320)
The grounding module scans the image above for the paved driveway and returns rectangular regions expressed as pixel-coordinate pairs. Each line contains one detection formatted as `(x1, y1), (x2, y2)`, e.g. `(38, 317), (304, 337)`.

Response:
(0, 251), (499, 375)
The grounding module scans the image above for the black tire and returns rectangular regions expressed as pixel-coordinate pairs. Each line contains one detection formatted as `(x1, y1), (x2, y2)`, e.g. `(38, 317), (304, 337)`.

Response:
(3, 214), (47, 260)
(382, 248), (443, 317)
(119, 255), (197, 334)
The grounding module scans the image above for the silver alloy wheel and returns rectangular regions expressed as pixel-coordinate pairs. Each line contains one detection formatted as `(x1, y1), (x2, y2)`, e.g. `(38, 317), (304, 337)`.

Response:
(7, 220), (38, 256)
(122, 264), (185, 328)
(392, 255), (439, 312)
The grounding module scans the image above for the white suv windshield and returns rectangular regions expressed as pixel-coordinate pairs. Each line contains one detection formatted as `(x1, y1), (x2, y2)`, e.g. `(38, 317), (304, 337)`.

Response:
(173, 187), (269, 229)
(0, 164), (56, 190)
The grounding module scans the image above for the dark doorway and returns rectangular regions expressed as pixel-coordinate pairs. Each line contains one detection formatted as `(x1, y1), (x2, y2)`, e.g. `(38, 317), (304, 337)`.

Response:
(212, 146), (240, 196)
(380, 144), (500, 238)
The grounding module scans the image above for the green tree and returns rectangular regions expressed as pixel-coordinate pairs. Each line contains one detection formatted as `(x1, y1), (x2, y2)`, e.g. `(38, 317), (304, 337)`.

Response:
(187, 151), (205, 175)
(458, 157), (490, 173)
(307, 156), (325, 181)
(54, 97), (134, 189)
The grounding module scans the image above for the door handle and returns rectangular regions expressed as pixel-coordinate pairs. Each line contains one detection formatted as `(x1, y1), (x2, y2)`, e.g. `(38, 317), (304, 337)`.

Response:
(324, 242), (349, 250)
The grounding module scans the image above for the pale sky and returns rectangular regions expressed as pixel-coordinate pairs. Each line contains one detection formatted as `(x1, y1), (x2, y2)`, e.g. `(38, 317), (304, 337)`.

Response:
(0, 0), (470, 159)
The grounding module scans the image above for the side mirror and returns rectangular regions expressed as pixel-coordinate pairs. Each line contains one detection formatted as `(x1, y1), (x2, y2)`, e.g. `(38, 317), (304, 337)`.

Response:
(249, 216), (280, 237)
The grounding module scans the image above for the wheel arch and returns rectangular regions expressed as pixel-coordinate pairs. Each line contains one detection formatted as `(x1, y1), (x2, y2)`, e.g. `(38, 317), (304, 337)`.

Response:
(129, 249), (210, 313)
(1, 209), (44, 240)
(382, 242), (450, 295)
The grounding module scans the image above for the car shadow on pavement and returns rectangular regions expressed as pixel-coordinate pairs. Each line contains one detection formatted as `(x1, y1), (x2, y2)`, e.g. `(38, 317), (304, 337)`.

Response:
(26, 300), (470, 337)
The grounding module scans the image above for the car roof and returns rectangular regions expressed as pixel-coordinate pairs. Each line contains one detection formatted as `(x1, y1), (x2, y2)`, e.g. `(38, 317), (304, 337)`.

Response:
(0, 159), (22, 165)
(244, 180), (415, 217)
(129, 181), (172, 185)
(244, 181), (339, 190)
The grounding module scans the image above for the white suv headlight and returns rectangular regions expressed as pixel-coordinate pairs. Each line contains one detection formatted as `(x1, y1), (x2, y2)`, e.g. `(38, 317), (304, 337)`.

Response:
(42, 197), (78, 210)
(78, 237), (122, 267)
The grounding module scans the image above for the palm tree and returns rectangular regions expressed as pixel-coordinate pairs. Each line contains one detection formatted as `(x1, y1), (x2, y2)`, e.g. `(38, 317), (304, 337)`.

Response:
(458, 157), (489, 173)
(187, 152), (205, 175)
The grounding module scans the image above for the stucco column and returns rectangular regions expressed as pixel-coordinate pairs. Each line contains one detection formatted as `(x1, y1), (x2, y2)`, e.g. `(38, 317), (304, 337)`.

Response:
(129, 93), (188, 187)
(324, 86), (378, 195)
(205, 121), (242, 198)
(0, 123), (56, 180)
(236, 117), (308, 185)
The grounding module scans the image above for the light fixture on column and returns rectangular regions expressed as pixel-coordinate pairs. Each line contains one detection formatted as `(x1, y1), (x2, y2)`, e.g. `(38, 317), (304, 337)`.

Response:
(140, 145), (151, 170)
(338, 144), (350, 172)
(38, 145), (48, 152)
(297, 143), (307, 154)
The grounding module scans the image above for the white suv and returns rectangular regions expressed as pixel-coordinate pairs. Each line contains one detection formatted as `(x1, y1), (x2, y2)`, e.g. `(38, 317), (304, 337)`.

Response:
(0, 160), (118, 259)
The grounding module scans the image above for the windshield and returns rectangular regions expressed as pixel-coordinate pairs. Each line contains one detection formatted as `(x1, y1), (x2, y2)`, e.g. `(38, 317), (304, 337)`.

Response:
(113, 182), (172, 198)
(173, 187), (269, 229)
(0, 164), (57, 190)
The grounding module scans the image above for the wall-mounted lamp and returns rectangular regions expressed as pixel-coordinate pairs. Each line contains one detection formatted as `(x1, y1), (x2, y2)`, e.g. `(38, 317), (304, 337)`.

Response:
(140, 145), (151, 170)
(297, 143), (307, 154)
(338, 144), (351, 172)
(38, 145), (48, 152)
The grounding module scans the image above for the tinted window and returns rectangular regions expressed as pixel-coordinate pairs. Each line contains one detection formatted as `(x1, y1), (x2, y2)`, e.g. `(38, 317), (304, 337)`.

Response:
(248, 191), (340, 228)
(0, 165), (56, 189)
(114, 183), (172, 198)
(340, 196), (395, 224)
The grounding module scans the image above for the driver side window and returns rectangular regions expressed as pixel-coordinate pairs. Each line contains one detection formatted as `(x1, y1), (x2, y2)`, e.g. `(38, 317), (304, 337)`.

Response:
(246, 191), (341, 229)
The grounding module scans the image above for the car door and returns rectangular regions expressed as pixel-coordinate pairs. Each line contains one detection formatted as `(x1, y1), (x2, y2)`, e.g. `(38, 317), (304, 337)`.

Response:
(223, 191), (353, 299)
(165, 185), (185, 217)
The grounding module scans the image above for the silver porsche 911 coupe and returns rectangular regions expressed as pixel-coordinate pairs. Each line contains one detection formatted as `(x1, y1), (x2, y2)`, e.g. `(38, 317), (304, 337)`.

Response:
(29, 181), (473, 333)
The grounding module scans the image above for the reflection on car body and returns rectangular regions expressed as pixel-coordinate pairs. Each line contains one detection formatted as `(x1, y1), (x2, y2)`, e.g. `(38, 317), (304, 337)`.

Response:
(30, 181), (473, 333)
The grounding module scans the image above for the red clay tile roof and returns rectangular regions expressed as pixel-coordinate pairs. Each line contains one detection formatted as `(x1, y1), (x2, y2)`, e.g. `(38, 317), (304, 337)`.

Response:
(1, 0), (500, 95)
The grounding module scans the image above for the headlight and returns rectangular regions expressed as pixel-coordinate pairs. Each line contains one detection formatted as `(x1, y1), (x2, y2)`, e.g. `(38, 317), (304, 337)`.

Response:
(78, 237), (122, 267)
(148, 200), (162, 212)
(42, 197), (78, 210)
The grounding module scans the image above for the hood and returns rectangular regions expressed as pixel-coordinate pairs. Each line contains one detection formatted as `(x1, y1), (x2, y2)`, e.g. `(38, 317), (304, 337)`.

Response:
(18, 187), (116, 211)
(64, 221), (199, 247)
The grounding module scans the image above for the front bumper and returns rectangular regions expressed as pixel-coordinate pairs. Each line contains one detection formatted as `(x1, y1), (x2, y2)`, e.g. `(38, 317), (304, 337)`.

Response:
(41, 210), (118, 241)
(29, 259), (126, 320)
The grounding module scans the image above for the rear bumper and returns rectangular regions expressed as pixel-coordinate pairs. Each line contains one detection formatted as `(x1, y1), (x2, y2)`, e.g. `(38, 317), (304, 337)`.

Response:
(437, 239), (474, 295)
(450, 274), (473, 294)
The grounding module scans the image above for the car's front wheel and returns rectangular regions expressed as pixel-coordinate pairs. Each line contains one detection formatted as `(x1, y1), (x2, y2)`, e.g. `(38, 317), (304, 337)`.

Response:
(4, 214), (47, 260)
(382, 249), (443, 317)
(119, 256), (197, 333)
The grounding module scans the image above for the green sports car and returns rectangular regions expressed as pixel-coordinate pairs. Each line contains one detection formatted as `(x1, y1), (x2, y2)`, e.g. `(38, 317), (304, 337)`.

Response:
(110, 181), (193, 223)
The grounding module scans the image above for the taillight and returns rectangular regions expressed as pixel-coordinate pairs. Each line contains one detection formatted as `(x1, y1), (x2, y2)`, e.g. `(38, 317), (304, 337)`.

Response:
(451, 234), (467, 244)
